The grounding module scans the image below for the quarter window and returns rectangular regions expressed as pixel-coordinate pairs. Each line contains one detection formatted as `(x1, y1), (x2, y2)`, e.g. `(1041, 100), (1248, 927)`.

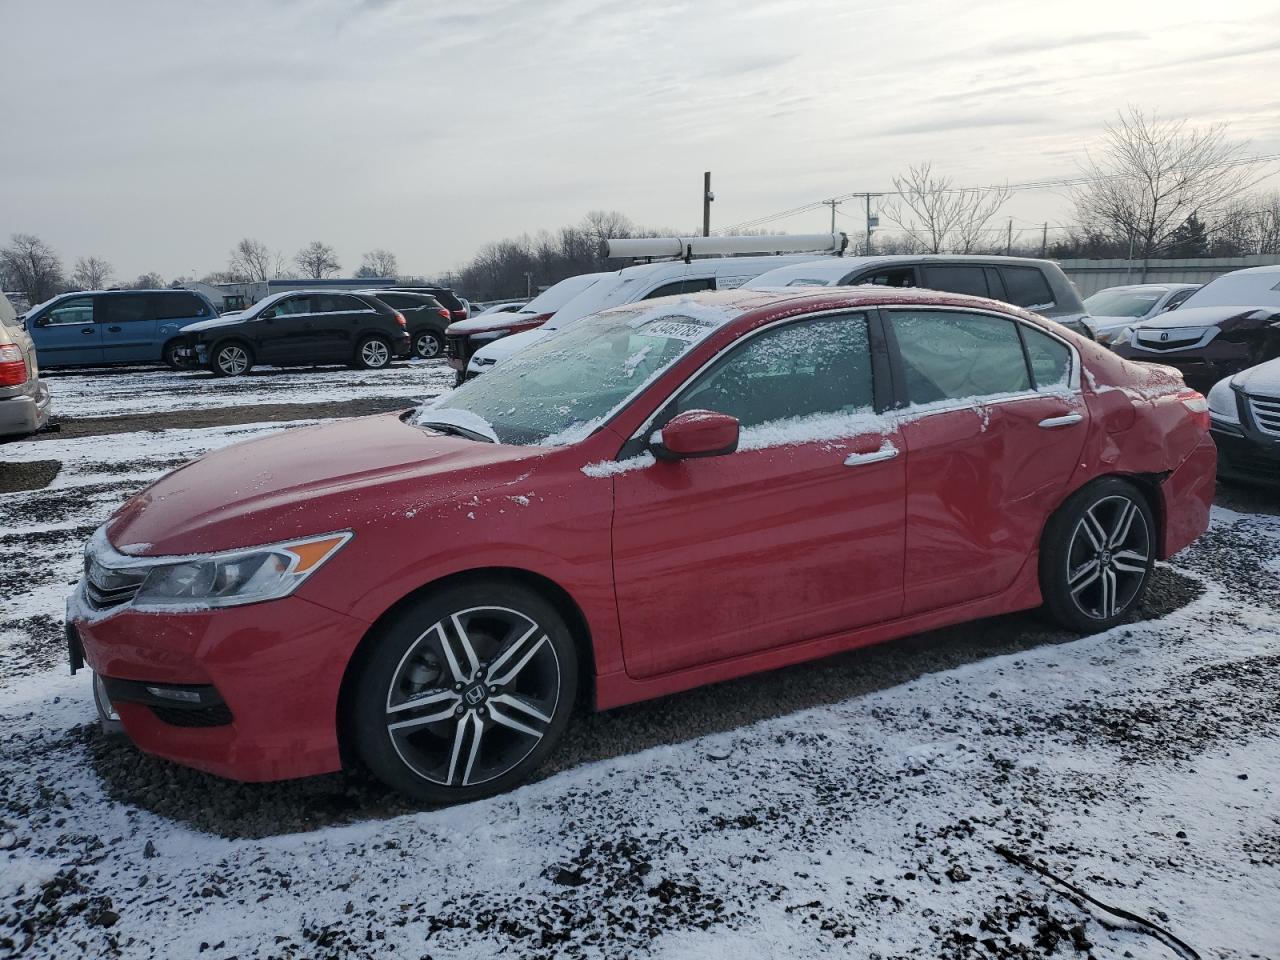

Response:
(999, 267), (1055, 309)
(1020, 325), (1072, 389)
(674, 313), (874, 430)
(889, 310), (1030, 404)
(44, 297), (95, 325)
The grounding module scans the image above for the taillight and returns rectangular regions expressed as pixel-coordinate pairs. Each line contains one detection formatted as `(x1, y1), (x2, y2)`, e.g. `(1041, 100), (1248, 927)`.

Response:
(451, 310), (466, 321)
(1178, 390), (1210, 431)
(437, 308), (451, 321)
(394, 311), (407, 328)
(0, 344), (27, 387)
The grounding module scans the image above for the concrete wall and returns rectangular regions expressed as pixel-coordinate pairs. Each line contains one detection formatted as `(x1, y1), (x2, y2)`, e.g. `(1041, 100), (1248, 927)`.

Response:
(1058, 254), (1280, 297)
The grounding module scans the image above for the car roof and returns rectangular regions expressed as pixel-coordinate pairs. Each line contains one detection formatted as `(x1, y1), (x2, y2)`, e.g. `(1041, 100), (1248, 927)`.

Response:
(749, 254), (1063, 287)
(1088, 283), (1198, 294)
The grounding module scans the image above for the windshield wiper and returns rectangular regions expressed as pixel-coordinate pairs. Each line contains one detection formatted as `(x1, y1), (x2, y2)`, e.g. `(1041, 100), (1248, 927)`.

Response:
(418, 421), (496, 443)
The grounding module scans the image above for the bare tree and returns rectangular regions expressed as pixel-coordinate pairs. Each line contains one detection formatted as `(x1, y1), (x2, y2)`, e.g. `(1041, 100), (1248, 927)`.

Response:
(228, 238), (278, 282)
(882, 163), (1011, 254)
(72, 256), (113, 290)
(127, 271), (165, 289)
(0, 233), (65, 303)
(1073, 108), (1264, 259)
(295, 241), (341, 279)
(357, 249), (399, 278)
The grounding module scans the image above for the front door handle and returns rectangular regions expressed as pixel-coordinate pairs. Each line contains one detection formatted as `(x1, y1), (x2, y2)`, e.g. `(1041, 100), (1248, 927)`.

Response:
(1038, 412), (1083, 429)
(81, 327), (95, 335)
(844, 442), (899, 467)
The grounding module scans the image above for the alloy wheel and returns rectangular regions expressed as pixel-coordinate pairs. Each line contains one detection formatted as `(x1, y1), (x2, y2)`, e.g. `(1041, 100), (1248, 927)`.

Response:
(384, 606), (560, 788)
(1065, 494), (1151, 621)
(362, 339), (391, 368)
(216, 345), (249, 376)
(415, 333), (442, 359)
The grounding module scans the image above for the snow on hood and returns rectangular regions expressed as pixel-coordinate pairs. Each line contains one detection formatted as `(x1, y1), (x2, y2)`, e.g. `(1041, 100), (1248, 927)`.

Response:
(471, 327), (550, 364)
(1232, 357), (1280, 396)
(1134, 305), (1278, 331)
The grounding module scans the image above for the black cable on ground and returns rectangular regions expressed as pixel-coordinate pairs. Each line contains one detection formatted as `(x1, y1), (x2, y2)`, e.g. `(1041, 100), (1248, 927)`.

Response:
(993, 844), (1201, 960)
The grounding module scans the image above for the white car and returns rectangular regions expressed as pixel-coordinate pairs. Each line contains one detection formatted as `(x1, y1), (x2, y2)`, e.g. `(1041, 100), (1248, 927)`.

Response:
(465, 254), (828, 377)
(471, 301), (527, 318)
(1082, 283), (1200, 345)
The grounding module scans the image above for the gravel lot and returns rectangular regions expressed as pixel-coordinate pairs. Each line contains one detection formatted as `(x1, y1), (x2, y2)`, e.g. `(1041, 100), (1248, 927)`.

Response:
(1, 360), (1278, 958)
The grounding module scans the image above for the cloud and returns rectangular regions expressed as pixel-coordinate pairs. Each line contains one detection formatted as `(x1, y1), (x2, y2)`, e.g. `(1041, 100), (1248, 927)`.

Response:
(980, 29), (1145, 57)
(879, 112), (1046, 136)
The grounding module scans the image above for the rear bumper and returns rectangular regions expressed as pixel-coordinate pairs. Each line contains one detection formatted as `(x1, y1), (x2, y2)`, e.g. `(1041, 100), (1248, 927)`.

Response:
(0, 381), (51, 437)
(69, 589), (369, 782)
(1158, 434), (1217, 558)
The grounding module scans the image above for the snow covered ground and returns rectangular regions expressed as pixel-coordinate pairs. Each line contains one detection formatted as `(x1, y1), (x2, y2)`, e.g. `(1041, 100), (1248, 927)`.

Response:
(1, 366), (1278, 959)
(42, 360), (453, 417)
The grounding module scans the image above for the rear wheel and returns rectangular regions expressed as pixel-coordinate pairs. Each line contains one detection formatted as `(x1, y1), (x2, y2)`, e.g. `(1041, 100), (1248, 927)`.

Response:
(414, 330), (444, 360)
(355, 335), (392, 369)
(1040, 478), (1155, 632)
(210, 342), (253, 377)
(350, 580), (578, 803)
(162, 341), (187, 370)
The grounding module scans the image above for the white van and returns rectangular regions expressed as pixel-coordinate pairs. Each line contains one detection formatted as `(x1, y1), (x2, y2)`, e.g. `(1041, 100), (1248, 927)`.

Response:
(464, 235), (847, 377)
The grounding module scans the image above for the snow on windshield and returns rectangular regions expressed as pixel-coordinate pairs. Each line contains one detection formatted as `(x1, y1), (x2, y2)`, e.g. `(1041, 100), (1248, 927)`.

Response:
(1181, 271), (1280, 309)
(415, 299), (742, 446)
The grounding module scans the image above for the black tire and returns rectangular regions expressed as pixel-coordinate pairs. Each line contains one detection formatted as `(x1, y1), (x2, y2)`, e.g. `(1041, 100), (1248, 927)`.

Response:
(453, 372), (466, 388)
(354, 335), (393, 370)
(209, 341), (253, 377)
(414, 330), (444, 360)
(349, 579), (578, 804)
(1039, 477), (1156, 633)
(162, 341), (187, 371)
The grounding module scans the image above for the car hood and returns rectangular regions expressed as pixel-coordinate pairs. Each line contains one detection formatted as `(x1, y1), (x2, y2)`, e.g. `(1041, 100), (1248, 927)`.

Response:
(447, 311), (539, 335)
(180, 314), (250, 334)
(472, 328), (549, 363)
(1135, 305), (1275, 330)
(105, 413), (549, 555)
(1233, 357), (1280, 396)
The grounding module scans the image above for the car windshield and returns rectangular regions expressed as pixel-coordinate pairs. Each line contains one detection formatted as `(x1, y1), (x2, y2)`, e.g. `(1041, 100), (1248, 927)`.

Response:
(1084, 289), (1163, 317)
(1180, 272), (1280, 309)
(415, 301), (738, 445)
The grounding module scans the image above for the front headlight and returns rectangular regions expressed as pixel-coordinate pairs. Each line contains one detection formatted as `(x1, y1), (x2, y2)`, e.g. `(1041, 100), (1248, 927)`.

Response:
(125, 532), (352, 610)
(1206, 378), (1240, 424)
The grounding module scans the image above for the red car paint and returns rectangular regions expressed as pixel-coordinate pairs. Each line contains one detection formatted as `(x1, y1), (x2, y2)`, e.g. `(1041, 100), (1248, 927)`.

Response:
(72, 287), (1216, 784)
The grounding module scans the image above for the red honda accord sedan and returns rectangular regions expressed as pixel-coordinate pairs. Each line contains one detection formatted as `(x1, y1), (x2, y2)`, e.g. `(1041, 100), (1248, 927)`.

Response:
(69, 286), (1216, 802)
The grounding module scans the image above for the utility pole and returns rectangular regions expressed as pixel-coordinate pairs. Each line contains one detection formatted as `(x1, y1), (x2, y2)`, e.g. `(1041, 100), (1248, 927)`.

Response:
(865, 194), (876, 255)
(824, 199), (840, 233)
(702, 172), (713, 237)
(524, 271), (533, 299)
(1005, 219), (1013, 256)
(1040, 222), (1048, 258)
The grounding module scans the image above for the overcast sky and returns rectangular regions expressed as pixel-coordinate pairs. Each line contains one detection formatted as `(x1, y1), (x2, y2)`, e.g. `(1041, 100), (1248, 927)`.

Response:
(2, 0), (1278, 282)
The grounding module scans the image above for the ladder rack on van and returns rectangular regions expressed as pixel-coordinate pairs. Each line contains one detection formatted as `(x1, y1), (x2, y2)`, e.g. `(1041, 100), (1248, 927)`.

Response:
(606, 232), (848, 264)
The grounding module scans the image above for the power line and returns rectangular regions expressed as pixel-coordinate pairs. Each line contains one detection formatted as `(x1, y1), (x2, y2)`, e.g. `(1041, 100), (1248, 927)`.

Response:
(718, 153), (1280, 234)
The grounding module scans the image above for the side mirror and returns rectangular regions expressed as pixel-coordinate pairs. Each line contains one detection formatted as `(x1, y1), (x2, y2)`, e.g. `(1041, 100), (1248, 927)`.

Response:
(651, 409), (739, 461)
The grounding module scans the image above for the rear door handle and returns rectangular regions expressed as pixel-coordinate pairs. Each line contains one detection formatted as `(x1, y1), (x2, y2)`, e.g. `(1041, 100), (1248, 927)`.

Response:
(1038, 413), (1083, 429)
(106, 325), (122, 332)
(844, 443), (899, 467)
(81, 327), (95, 335)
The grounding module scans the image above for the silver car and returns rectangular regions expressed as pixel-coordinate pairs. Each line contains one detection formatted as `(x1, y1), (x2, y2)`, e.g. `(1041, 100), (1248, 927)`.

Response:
(0, 292), (52, 438)
(1083, 283), (1200, 346)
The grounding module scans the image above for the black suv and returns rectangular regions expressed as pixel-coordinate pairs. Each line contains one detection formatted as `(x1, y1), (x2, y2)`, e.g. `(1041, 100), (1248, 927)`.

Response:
(177, 290), (411, 376)
(361, 290), (452, 359)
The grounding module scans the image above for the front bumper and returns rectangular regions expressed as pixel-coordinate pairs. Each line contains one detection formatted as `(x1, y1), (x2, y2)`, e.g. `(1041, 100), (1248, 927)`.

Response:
(68, 588), (370, 782)
(1114, 337), (1252, 386)
(1211, 421), (1280, 487)
(0, 381), (51, 437)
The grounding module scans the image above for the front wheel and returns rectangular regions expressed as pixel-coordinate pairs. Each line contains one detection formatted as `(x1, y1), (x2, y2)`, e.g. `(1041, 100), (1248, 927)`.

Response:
(349, 581), (578, 803)
(355, 335), (392, 370)
(162, 341), (188, 370)
(209, 342), (253, 377)
(1039, 478), (1155, 633)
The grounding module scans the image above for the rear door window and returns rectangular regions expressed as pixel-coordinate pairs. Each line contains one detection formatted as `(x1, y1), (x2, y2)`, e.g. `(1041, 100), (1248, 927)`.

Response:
(150, 292), (209, 319)
(921, 265), (990, 298)
(999, 267), (1055, 310)
(888, 310), (1031, 404)
(100, 295), (151, 324)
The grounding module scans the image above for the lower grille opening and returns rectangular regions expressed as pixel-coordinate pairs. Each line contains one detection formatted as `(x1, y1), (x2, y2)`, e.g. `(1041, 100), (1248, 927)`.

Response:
(150, 704), (234, 727)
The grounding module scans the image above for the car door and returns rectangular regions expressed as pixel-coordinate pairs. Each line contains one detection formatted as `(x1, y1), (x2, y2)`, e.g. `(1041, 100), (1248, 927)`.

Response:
(98, 293), (155, 364)
(883, 307), (1088, 615)
(611, 311), (905, 679)
(309, 294), (369, 361)
(30, 296), (102, 366)
(254, 295), (315, 363)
